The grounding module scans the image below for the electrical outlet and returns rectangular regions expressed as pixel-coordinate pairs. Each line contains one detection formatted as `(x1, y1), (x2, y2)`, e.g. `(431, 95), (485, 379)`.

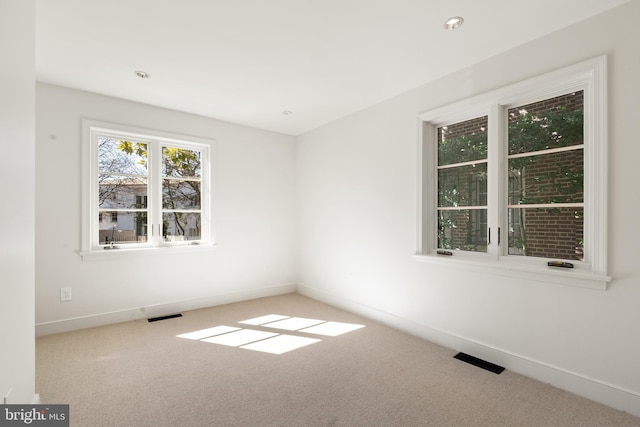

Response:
(60, 287), (72, 302)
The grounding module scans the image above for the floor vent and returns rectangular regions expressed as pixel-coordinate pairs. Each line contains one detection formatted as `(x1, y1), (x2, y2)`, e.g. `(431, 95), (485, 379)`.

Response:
(148, 313), (183, 323)
(454, 352), (505, 374)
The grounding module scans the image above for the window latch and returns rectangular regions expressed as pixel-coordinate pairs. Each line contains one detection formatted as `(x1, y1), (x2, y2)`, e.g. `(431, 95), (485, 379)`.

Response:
(547, 261), (574, 269)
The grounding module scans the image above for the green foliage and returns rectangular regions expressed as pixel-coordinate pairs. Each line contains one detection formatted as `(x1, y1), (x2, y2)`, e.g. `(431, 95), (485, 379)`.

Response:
(117, 141), (201, 178)
(162, 147), (201, 178)
(437, 106), (583, 167)
(508, 106), (583, 155)
(118, 140), (148, 161)
(438, 133), (487, 166)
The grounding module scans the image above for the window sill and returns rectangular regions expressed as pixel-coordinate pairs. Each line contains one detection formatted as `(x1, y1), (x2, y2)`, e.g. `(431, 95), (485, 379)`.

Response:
(79, 243), (217, 262)
(412, 253), (611, 290)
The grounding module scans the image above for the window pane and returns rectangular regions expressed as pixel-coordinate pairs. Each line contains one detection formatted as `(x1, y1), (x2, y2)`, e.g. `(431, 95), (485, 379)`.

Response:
(508, 91), (583, 155)
(508, 149), (583, 205)
(98, 211), (147, 245)
(438, 209), (487, 252)
(99, 176), (148, 208)
(438, 164), (487, 208)
(438, 116), (487, 166)
(163, 212), (201, 241)
(162, 180), (201, 209)
(98, 137), (147, 175)
(162, 147), (201, 178)
(508, 207), (583, 260)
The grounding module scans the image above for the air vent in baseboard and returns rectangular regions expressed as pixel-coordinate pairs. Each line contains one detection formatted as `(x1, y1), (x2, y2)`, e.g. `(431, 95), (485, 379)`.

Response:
(147, 313), (183, 322)
(454, 352), (505, 374)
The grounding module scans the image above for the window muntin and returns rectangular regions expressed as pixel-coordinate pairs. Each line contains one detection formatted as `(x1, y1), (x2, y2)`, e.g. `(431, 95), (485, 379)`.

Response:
(82, 121), (212, 254)
(417, 56), (609, 288)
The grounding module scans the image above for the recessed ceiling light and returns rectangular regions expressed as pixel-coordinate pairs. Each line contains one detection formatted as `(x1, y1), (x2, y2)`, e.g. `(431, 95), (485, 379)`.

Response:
(134, 70), (150, 79)
(282, 110), (293, 115)
(444, 16), (464, 30)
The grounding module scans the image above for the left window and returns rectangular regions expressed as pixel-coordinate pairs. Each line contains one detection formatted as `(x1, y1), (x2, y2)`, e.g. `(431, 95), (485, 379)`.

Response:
(82, 121), (212, 255)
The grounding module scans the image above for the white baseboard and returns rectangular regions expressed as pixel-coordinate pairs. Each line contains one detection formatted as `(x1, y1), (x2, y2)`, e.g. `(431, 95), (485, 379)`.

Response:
(1, 390), (39, 405)
(35, 283), (297, 336)
(297, 283), (640, 418)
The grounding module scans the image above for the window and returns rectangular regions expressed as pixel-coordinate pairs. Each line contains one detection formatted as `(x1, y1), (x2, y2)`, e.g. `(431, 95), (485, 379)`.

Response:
(416, 56), (609, 289)
(506, 92), (584, 260)
(437, 116), (488, 253)
(82, 121), (213, 256)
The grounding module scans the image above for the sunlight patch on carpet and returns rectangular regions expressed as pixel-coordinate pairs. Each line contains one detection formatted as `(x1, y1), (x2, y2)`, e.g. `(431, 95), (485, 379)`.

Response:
(299, 321), (365, 336)
(259, 316), (325, 331)
(241, 335), (321, 355)
(176, 314), (365, 355)
(239, 314), (290, 325)
(201, 329), (279, 347)
(176, 325), (241, 340)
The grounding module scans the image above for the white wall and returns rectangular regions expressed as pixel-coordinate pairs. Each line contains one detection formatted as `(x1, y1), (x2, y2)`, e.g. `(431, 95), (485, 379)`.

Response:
(35, 84), (297, 334)
(0, 0), (36, 404)
(296, 1), (640, 417)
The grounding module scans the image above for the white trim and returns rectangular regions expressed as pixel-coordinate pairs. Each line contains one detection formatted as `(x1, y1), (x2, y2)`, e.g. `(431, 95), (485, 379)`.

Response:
(416, 56), (608, 288)
(412, 253), (610, 290)
(79, 242), (217, 262)
(35, 283), (297, 336)
(587, 56), (608, 276)
(297, 283), (640, 418)
(415, 120), (426, 254)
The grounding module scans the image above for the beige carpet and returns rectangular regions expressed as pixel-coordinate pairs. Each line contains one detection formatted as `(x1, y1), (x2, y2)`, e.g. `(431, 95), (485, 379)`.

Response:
(36, 293), (639, 426)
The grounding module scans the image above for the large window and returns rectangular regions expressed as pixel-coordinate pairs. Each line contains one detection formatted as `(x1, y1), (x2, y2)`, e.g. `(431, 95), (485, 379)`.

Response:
(416, 57), (609, 289)
(82, 121), (213, 256)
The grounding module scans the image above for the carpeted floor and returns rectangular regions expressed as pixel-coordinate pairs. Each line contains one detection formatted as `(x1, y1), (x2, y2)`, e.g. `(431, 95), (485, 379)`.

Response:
(36, 293), (640, 426)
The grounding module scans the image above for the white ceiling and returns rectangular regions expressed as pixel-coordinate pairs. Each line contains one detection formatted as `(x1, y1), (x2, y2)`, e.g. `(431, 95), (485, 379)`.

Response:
(36, 0), (629, 135)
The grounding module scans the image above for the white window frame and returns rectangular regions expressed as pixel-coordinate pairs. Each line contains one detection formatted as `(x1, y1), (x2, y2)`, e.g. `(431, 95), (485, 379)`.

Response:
(415, 56), (610, 290)
(80, 120), (215, 260)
